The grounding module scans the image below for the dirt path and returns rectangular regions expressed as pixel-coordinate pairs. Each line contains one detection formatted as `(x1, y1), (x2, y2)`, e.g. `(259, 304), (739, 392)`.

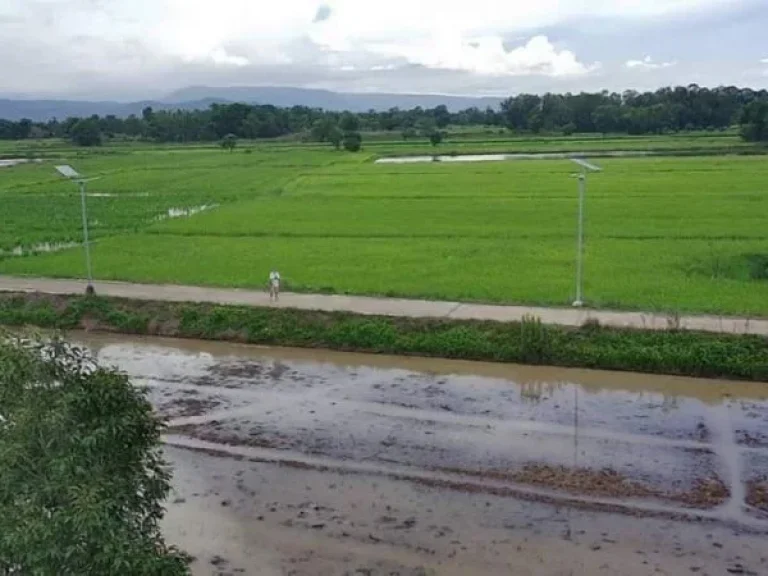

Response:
(2, 276), (767, 335)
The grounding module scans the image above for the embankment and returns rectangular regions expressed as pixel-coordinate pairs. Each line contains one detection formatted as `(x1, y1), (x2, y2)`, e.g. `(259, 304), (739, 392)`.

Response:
(1, 292), (766, 381)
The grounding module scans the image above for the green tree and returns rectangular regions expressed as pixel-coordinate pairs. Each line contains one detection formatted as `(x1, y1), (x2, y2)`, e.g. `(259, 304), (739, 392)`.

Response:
(70, 117), (102, 146)
(401, 127), (418, 140)
(342, 131), (362, 152)
(0, 334), (188, 575)
(740, 101), (768, 142)
(429, 130), (444, 146)
(432, 105), (451, 128)
(220, 133), (238, 152)
(328, 126), (343, 150)
(15, 118), (32, 139)
(339, 112), (360, 132)
(562, 122), (577, 136)
(310, 119), (337, 143)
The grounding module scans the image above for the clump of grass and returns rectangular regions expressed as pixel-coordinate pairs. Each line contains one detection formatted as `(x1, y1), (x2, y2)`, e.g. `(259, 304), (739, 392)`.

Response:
(519, 315), (551, 363)
(1, 293), (767, 381)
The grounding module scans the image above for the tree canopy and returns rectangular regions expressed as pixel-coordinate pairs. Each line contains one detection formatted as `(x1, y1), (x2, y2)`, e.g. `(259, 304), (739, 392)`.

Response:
(0, 333), (188, 575)
(740, 101), (768, 142)
(1, 84), (767, 145)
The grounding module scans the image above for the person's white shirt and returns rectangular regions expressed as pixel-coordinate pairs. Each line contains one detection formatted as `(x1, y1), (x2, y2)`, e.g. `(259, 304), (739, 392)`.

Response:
(269, 271), (280, 286)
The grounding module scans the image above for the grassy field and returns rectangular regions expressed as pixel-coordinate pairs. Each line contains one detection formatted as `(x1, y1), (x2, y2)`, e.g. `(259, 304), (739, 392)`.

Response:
(0, 130), (757, 159)
(1, 141), (767, 316)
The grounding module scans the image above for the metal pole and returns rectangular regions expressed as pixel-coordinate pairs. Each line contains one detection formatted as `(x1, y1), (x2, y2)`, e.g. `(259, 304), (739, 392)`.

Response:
(573, 173), (585, 307)
(79, 180), (94, 294)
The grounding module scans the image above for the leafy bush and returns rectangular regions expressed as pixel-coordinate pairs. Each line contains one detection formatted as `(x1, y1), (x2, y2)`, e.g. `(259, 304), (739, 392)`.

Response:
(0, 333), (188, 575)
(220, 133), (237, 152)
(342, 131), (362, 152)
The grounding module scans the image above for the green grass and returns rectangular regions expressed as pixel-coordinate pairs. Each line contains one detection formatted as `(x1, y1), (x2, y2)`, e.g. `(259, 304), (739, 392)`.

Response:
(1, 143), (767, 316)
(0, 130), (758, 159)
(3, 293), (768, 380)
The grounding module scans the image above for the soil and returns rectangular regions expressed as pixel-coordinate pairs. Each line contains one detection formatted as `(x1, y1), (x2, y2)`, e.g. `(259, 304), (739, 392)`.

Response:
(747, 480), (768, 512)
(439, 464), (729, 509)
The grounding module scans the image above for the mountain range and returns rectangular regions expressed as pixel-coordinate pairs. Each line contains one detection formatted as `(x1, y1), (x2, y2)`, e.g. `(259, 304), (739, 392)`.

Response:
(0, 86), (504, 121)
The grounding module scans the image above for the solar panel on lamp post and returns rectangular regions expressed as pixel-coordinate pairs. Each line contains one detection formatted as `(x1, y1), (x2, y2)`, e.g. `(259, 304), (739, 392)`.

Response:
(569, 158), (602, 307)
(54, 165), (100, 295)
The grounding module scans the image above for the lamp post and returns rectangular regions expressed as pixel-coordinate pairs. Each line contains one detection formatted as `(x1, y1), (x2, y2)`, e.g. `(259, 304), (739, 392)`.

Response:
(54, 165), (99, 295)
(569, 158), (602, 307)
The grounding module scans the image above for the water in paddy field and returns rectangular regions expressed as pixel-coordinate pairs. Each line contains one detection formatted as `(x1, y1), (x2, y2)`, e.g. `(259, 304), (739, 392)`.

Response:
(0, 158), (41, 168)
(0, 241), (80, 257)
(72, 332), (768, 575)
(155, 204), (219, 221)
(374, 150), (653, 164)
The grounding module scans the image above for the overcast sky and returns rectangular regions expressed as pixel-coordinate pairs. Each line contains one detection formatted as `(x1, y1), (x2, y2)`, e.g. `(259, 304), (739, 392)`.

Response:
(1, 0), (767, 100)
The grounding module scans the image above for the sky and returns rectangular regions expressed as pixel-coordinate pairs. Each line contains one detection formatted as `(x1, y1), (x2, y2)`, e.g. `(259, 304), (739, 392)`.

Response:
(1, 0), (767, 100)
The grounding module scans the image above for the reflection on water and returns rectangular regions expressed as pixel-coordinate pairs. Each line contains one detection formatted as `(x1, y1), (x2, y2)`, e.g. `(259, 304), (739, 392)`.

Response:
(155, 204), (219, 221)
(0, 158), (42, 168)
(75, 331), (768, 404)
(520, 381), (565, 403)
(67, 331), (768, 529)
(375, 151), (653, 164)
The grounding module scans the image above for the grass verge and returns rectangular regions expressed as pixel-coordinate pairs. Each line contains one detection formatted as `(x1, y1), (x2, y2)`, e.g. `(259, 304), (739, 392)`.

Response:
(1, 292), (766, 381)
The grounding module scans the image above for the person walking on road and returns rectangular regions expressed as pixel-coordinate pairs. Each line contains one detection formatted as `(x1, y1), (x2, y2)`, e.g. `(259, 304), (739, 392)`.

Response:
(269, 270), (281, 302)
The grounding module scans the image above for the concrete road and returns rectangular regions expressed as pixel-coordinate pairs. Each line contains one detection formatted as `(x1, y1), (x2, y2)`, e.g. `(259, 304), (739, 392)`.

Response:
(1, 275), (767, 336)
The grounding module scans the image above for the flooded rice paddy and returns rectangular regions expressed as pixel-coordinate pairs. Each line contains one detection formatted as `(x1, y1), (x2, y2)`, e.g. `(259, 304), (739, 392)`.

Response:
(374, 151), (653, 164)
(73, 333), (768, 575)
(0, 158), (41, 168)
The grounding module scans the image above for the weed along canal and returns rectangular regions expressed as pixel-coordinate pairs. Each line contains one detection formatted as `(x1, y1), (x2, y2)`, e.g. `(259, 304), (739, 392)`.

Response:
(74, 333), (768, 576)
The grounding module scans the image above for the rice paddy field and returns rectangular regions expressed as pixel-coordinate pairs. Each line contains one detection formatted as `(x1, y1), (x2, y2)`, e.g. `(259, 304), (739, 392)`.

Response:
(1, 139), (767, 316)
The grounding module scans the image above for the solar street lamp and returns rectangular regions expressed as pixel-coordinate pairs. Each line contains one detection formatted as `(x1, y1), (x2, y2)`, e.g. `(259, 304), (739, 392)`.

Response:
(569, 158), (602, 307)
(54, 165), (100, 295)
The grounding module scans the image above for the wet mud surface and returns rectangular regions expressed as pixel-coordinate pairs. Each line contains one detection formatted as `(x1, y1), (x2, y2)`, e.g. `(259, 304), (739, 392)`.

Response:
(73, 333), (768, 575)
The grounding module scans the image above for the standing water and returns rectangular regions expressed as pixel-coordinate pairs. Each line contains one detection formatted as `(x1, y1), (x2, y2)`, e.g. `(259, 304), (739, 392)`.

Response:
(73, 333), (768, 575)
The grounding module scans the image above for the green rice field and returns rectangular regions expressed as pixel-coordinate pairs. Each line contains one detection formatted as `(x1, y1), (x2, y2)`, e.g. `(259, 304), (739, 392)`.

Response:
(1, 142), (767, 316)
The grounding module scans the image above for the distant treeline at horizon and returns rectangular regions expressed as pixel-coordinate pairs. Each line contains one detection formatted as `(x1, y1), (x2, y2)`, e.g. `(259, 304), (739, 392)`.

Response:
(1, 84), (767, 144)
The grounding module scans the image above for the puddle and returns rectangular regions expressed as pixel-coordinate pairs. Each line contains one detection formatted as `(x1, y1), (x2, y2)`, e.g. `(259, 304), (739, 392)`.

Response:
(0, 158), (41, 168)
(155, 204), (218, 221)
(72, 331), (768, 532)
(0, 241), (80, 257)
(375, 151), (653, 164)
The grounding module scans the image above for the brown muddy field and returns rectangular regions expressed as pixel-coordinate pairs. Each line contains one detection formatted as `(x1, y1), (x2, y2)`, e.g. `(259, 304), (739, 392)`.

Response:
(74, 332), (768, 576)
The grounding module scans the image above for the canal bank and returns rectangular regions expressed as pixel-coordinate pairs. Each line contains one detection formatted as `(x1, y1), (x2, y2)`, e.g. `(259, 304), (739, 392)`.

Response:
(1, 291), (767, 381)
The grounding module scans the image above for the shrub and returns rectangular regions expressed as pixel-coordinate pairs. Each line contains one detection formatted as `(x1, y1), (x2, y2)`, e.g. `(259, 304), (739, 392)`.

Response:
(0, 333), (188, 575)
(342, 131), (362, 152)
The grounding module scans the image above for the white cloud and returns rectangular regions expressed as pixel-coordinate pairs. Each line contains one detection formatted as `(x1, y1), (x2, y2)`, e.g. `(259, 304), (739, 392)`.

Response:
(208, 48), (250, 68)
(0, 0), (753, 96)
(625, 56), (677, 69)
(354, 35), (598, 77)
(761, 58), (768, 64)
(6, 0), (737, 70)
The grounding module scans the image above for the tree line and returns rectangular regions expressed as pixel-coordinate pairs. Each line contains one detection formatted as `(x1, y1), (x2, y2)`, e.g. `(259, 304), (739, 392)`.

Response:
(1, 84), (767, 146)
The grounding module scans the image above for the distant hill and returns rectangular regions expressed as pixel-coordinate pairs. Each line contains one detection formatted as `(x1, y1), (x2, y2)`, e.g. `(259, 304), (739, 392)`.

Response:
(0, 98), (228, 122)
(164, 86), (503, 113)
(0, 86), (503, 121)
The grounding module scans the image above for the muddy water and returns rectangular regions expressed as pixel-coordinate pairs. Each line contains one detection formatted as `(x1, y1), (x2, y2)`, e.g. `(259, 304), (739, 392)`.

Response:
(72, 333), (768, 575)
